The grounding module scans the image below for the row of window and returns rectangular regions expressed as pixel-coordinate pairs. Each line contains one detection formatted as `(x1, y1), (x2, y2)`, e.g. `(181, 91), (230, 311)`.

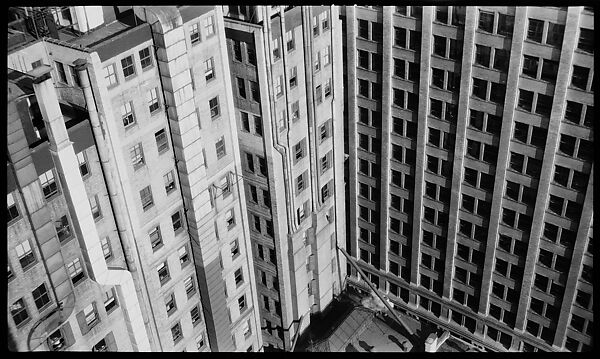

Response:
(102, 46), (154, 88)
(249, 212), (274, 238)
(477, 11), (514, 37)
(312, 11), (330, 37)
(474, 45), (509, 72)
(564, 101), (593, 128)
(148, 212), (187, 253)
(189, 15), (216, 46)
(434, 6), (466, 27)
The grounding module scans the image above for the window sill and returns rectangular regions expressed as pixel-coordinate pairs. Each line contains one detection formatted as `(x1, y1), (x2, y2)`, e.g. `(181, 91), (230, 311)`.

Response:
(142, 204), (155, 212)
(152, 243), (164, 253)
(160, 278), (171, 286)
(124, 73), (137, 82)
(7, 216), (22, 227)
(15, 318), (31, 329)
(150, 108), (162, 116)
(174, 227), (184, 236)
(142, 65), (154, 73)
(134, 163), (146, 171)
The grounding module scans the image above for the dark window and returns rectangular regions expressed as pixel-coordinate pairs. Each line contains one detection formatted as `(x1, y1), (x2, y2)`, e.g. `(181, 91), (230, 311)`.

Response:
(121, 55), (136, 78)
(546, 23), (564, 47)
(541, 59), (559, 82)
(395, 27), (406, 48)
(478, 11), (494, 33)
(564, 101), (583, 124)
(559, 135), (576, 156)
(433, 36), (446, 57)
(518, 90), (534, 111)
(577, 28), (594, 53)
(472, 78), (487, 99)
(497, 14), (514, 36)
(572, 66), (589, 90)
(475, 45), (491, 67)
(522, 55), (539, 77)
(493, 49), (509, 72)
(527, 19), (544, 43)
(358, 19), (369, 39)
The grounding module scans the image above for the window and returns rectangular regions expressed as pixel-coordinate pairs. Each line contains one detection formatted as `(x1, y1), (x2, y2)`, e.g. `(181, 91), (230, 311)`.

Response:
(165, 293), (177, 316)
(149, 226), (163, 250)
(175, 246), (189, 269)
(130, 143), (145, 168)
(541, 59), (559, 82)
(493, 49), (509, 72)
(204, 15), (215, 36)
(475, 45), (491, 67)
(535, 94), (552, 117)
(324, 79), (332, 97)
(237, 77), (246, 98)
(140, 186), (153, 210)
(161, 170), (176, 194)
(497, 14), (514, 36)
(546, 22), (564, 47)
(104, 288), (117, 313)
(578, 28), (594, 53)
(472, 78), (487, 99)
(238, 294), (247, 312)
(215, 136), (226, 159)
(229, 239), (240, 260)
(294, 139), (306, 162)
(121, 55), (135, 78)
(358, 19), (369, 39)
(253, 115), (263, 136)
(171, 322), (182, 343)
(172, 210), (183, 232)
(478, 11), (494, 33)
(527, 19), (544, 43)
(288, 101), (300, 122)
(272, 38), (281, 60)
(104, 64), (118, 87)
(39, 169), (58, 199)
(121, 102), (135, 127)
(185, 275), (196, 296)
(225, 208), (235, 228)
(191, 305), (201, 326)
(157, 262), (170, 284)
(68, 258), (85, 285)
(246, 81), (259, 102)
(235, 268), (244, 287)
(139, 47), (152, 69)
(286, 30), (295, 51)
(100, 237), (112, 260)
(258, 156), (268, 176)
(233, 40), (243, 61)
(55, 61), (67, 83)
(284, 66), (297, 91)
(89, 195), (101, 220)
(152, 129), (169, 155)
(571, 65), (590, 90)
(73, 151), (91, 179)
(518, 89), (534, 111)
(11, 298), (29, 326)
(324, 45), (331, 66)
(32, 283), (51, 310)
(190, 23), (201, 44)
(247, 47), (256, 65)
(209, 96), (220, 118)
(196, 333), (206, 350)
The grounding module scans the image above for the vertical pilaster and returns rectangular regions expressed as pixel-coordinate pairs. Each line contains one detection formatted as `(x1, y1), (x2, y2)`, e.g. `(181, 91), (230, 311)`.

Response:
(514, 6), (582, 332)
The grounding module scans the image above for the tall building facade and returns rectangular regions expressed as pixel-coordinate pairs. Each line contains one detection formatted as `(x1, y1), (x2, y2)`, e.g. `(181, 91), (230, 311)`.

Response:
(343, 5), (593, 353)
(220, 5), (347, 350)
(7, 5), (262, 352)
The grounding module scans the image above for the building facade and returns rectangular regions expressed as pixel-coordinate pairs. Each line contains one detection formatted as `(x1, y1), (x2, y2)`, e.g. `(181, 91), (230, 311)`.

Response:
(7, 5), (262, 352)
(221, 5), (347, 350)
(343, 5), (593, 352)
